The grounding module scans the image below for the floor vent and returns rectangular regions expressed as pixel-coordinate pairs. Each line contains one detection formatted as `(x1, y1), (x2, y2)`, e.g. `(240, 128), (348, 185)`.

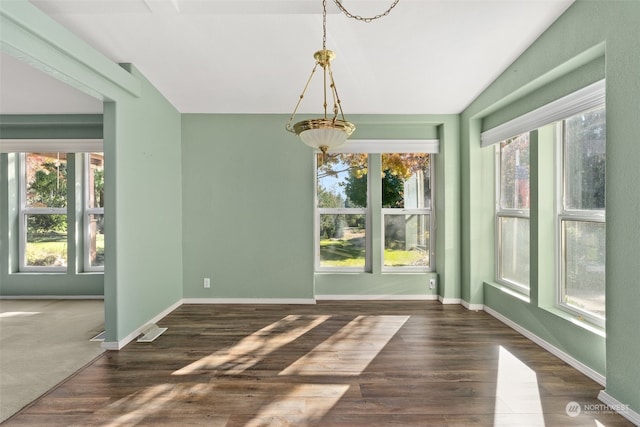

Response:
(137, 323), (167, 343)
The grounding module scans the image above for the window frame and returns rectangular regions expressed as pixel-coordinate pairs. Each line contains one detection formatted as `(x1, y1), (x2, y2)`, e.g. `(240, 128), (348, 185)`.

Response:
(380, 153), (435, 272)
(494, 135), (531, 294)
(554, 112), (606, 327)
(15, 151), (105, 273)
(314, 149), (436, 273)
(18, 152), (69, 272)
(83, 153), (105, 272)
(314, 154), (371, 273)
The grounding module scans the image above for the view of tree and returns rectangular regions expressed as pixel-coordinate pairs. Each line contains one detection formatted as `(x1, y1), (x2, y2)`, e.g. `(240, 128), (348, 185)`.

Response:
(318, 152), (430, 209)
(93, 167), (105, 208)
(499, 134), (530, 210)
(565, 108), (606, 210)
(27, 158), (67, 234)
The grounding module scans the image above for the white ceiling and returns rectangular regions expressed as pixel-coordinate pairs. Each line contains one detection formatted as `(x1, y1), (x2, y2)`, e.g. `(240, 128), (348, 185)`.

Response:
(0, 0), (574, 115)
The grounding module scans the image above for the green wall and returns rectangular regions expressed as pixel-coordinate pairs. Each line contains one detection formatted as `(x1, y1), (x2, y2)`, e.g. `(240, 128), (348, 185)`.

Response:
(2, 0), (639, 418)
(181, 114), (314, 299)
(1, 0), (183, 346)
(461, 0), (640, 415)
(181, 114), (460, 301)
(102, 65), (183, 345)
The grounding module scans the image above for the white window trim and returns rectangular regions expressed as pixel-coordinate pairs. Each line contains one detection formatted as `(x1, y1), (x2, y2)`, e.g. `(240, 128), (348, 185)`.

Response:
(494, 141), (530, 294)
(315, 207), (370, 273)
(380, 156), (435, 273)
(18, 153), (68, 272)
(381, 208), (434, 273)
(554, 119), (606, 327)
(315, 145), (437, 273)
(0, 139), (103, 153)
(15, 152), (105, 273)
(83, 153), (105, 272)
(328, 139), (439, 154)
(314, 153), (371, 273)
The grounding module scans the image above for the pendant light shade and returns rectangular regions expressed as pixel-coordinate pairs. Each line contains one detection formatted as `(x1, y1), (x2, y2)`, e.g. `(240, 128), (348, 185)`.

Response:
(294, 118), (356, 153)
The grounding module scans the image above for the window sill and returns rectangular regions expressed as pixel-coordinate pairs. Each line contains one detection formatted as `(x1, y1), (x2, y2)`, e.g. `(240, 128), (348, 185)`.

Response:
(381, 268), (431, 274)
(315, 270), (370, 275)
(484, 281), (605, 338)
(12, 270), (66, 275)
(540, 304), (605, 338)
(485, 281), (531, 304)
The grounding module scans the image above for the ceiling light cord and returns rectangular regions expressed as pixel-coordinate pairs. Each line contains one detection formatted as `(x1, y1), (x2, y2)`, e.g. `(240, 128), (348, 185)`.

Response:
(333, 0), (400, 23)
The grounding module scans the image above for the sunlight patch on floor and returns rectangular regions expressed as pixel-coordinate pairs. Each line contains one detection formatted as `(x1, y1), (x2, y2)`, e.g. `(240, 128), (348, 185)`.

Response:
(245, 384), (350, 427)
(172, 314), (330, 375)
(101, 383), (176, 427)
(494, 345), (545, 427)
(0, 312), (40, 318)
(279, 315), (409, 376)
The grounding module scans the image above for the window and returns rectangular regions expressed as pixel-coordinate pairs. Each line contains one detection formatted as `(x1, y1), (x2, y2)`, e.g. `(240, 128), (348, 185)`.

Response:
(85, 153), (105, 271)
(381, 153), (432, 270)
(316, 151), (434, 272)
(17, 152), (105, 272)
(316, 153), (368, 270)
(20, 152), (68, 270)
(557, 106), (605, 324)
(495, 133), (530, 292)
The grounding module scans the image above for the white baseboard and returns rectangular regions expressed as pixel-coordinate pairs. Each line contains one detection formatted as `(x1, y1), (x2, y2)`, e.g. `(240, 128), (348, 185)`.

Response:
(182, 298), (317, 305)
(315, 294), (438, 301)
(483, 305), (606, 386)
(438, 296), (461, 304)
(598, 390), (640, 426)
(0, 295), (104, 300)
(460, 299), (484, 311)
(102, 299), (182, 351)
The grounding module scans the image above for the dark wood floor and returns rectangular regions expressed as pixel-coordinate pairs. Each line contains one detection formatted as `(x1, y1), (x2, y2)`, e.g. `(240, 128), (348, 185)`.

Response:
(3, 301), (633, 426)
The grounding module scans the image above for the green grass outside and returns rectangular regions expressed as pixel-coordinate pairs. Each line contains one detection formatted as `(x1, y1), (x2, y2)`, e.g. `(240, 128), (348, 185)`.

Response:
(320, 238), (428, 267)
(320, 239), (365, 267)
(383, 248), (428, 267)
(26, 234), (68, 266)
(25, 233), (104, 267)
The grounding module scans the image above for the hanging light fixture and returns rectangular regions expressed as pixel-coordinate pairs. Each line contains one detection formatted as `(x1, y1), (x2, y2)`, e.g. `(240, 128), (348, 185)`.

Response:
(286, 0), (399, 158)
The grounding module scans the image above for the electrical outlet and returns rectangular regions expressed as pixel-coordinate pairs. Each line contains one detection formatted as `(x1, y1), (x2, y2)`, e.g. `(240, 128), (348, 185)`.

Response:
(204, 277), (211, 289)
(429, 278), (436, 290)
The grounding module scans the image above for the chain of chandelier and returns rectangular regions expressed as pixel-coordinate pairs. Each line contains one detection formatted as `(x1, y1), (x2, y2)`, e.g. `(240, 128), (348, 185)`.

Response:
(286, 0), (400, 158)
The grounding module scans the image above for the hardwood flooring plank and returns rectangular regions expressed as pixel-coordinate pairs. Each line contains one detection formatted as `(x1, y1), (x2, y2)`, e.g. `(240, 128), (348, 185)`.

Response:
(2, 301), (634, 426)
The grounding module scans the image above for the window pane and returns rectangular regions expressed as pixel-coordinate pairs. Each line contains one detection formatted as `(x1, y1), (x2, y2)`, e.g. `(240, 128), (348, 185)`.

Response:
(381, 153), (430, 208)
(25, 214), (67, 267)
(88, 213), (105, 268)
(317, 154), (367, 208)
(88, 153), (105, 209)
(564, 107), (606, 211)
(383, 214), (429, 267)
(319, 214), (366, 268)
(499, 134), (530, 210)
(25, 153), (67, 208)
(562, 220), (605, 318)
(498, 216), (530, 288)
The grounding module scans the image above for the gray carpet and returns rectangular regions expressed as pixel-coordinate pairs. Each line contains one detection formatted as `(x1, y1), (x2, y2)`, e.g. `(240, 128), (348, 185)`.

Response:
(0, 299), (105, 422)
